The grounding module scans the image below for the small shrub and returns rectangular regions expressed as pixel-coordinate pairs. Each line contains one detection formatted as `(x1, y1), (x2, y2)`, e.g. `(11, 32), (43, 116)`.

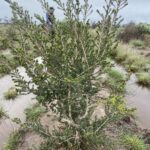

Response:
(118, 22), (144, 43)
(130, 58), (149, 72)
(136, 72), (150, 87)
(113, 44), (129, 63)
(25, 103), (46, 121)
(4, 131), (24, 150)
(122, 134), (145, 150)
(4, 87), (18, 100)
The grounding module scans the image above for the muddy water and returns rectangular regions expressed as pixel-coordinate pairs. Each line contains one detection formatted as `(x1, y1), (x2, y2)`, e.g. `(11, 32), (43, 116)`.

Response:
(0, 68), (36, 149)
(126, 74), (150, 129)
(114, 65), (150, 129)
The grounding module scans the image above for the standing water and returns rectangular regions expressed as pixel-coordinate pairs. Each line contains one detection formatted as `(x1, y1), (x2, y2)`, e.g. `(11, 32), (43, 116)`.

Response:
(114, 64), (150, 129)
(0, 63), (150, 148)
(126, 74), (150, 129)
(0, 68), (36, 149)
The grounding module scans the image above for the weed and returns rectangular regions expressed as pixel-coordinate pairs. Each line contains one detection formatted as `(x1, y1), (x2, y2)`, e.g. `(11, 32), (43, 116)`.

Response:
(122, 134), (145, 150)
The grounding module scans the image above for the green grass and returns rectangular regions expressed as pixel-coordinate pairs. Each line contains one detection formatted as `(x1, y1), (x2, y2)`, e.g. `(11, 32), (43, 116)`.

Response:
(136, 72), (150, 87)
(4, 131), (24, 150)
(122, 134), (145, 150)
(4, 87), (18, 100)
(25, 103), (46, 121)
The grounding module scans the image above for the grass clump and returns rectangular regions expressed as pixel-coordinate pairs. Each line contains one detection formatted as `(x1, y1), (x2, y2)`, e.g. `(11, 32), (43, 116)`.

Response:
(106, 68), (127, 93)
(4, 87), (18, 100)
(122, 134), (145, 150)
(130, 39), (145, 49)
(4, 131), (24, 150)
(25, 103), (46, 121)
(0, 106), (6, 119)
(108, 68), (126, 81)
(136, 72), (150, 87)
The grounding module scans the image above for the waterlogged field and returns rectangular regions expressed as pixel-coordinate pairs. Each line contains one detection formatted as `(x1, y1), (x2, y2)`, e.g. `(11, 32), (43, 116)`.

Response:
(0, 0), (150, 149)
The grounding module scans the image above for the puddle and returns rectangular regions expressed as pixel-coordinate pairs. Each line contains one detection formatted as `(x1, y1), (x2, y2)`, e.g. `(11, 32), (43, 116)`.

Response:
(126, 74), (150, 129)
(114, 65), (150, 129)
(0, 68), (36, 149)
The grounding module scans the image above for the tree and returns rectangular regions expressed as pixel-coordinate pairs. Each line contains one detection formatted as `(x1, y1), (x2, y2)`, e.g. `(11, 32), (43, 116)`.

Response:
(5, 0), (129, 149)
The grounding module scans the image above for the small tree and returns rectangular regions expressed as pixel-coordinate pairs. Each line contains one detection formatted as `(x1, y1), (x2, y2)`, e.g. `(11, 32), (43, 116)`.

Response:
(5, 0), (129, 149)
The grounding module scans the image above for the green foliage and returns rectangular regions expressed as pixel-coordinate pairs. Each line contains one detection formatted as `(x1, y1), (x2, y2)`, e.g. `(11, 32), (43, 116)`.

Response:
(25, 103), (46, 121)
(122, 134), (145, 150)
(108, 95), (133, 117)
(136, 72), (150, 87)
(4, 131), (24, 150)
(5, 0), (129, 149)
(4, 87), (18, 100)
